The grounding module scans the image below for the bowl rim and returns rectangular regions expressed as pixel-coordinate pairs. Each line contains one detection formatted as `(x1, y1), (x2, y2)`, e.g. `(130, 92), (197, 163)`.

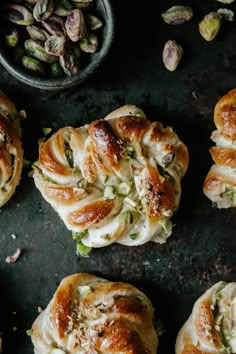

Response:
(0, 0), (114, 90)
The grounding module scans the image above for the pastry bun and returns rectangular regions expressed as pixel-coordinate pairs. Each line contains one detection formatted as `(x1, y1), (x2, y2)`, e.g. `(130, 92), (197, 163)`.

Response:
(175, 281), (236, 354)
(0, 91), (23, 208)
(33, 105), (189, 248)
(203, 88), (236, 207)
(31, 273), (158, 354)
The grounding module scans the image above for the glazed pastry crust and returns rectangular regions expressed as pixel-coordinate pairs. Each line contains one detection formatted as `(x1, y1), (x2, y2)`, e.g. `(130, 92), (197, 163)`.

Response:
(33, 105), (189, 247)
(203, 88), (236, 207)
(0, 91), (23, 208)
(31, 273), (158, 354)
(175, 281), (236, 354)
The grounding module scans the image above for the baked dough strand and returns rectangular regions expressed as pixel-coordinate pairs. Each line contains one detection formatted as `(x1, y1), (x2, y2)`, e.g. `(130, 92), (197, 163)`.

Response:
(0, 91), (23, 208)
(204, 88), (236, 207)
(33, 105), (189, 247)
(31, 273), (158, 354)
(175, 281), (236, 354)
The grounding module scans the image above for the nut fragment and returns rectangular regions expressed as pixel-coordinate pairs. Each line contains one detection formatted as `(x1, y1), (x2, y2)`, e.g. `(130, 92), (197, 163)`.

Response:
(5, 248), (22, 263)
(217, 8), (234, 22)
(199, 12), (222, 42)
(161, 5), (193, 25)
(66, 9), (87, 42)
(162, 40), (183, 72)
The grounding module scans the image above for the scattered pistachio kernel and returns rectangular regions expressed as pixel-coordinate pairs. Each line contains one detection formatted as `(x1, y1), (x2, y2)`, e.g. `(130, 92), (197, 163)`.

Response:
(162, 40), (183, 72)
(161, 5), (193, 25)
(199, 12), (222, 42)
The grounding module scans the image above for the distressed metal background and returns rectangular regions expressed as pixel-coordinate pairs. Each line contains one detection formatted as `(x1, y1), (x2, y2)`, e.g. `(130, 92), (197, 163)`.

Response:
(0, 0), (236, 353)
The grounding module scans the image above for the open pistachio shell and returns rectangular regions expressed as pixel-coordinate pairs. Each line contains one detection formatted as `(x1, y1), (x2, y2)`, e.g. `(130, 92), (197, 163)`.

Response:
(59, 45), (80, 75)
(26, 25), (50, 41)
(79, 32), (98, 53)
(65, 9), (87, 42)
(42, 14), (66, 36)
(85, 14), (103, 30)
(22, 55), (45, 74)
(33, 0), (54, 22)
(54, 0), (73, 16)
(45, 35), (66, 56)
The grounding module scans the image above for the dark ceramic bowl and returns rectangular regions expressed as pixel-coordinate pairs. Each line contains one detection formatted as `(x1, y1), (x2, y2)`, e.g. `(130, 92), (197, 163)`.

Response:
(0, 0), (114, 90)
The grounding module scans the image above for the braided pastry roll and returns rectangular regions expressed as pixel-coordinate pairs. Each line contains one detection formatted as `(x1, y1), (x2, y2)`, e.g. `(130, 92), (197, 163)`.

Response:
(0, 90), (23, 208)
(203, 88), (236, 208)
(33, 105), (189, 248)
(175, 281), (236, 354)
(31, 273), (158, 354)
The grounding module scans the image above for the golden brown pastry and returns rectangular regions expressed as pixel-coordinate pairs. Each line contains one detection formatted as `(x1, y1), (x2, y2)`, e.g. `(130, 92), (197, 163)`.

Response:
(0, 90), (23, 208)
(203, 88), (236, 207)
(175, 281), (236, 354)
(31, 273), (158, 354)
(33, 105), (189, 248)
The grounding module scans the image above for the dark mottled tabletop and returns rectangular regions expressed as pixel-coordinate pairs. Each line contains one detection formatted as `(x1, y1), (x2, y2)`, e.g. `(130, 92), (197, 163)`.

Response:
(1, 0), (236, 353)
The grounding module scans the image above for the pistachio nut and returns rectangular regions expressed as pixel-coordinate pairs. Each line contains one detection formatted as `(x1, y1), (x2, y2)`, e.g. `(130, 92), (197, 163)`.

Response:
(26, 25), (50, 41)
(71, 1), (92, 10)
(24, 39), (58, 63)
(59, 46), (80, 75)
(54, 0), (73, 16)
(42, 15), (66, 36)
(162, 40), (183, 72)
(72, 0), (94, 2)
(215, 0), (234, 3)
(217, 8), (234, 22)
(85, 14), (102, 30)
(33, 0), (54, 22)
(199, 12), (222, 41)
(161, 5), (193, 25)
(22, 55), (45, 74)
(50, 62), (64, 77)
(4, 26), (19, 47)
(7, 4), (34, 26)
(45, 35), (66, 56)
(79, 33), (98, 53)
(65, 9), (87, 42)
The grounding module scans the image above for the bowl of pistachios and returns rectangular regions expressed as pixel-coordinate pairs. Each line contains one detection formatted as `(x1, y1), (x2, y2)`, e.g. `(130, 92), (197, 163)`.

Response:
(0, 0), (114, 90)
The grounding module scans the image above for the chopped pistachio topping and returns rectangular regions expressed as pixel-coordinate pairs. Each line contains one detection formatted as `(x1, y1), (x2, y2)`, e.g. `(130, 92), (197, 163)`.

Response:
(118, 210), (133, 225)
(130, 233), (137, 240)
(26, 328), (33, 336)
(72, 230), (88, 240)
(76, 241), (92, 257)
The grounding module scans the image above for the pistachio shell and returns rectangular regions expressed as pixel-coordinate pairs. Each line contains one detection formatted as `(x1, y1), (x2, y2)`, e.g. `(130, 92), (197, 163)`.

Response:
(65, 9), (87, 42)
(54, 0), (73, 16)
(33, 0), (54, 22)
(79, 32), (98, 53)
(26, 25), (50, 41)
(45, 35), (66, 56)
(22, 56), (45, 74)
(59, 46), (80, 75)
(7, 4), (34, 26)
(42, 15), (66, 36)
(4, 26), (19, 47)
(85, 14), (103, 30)
(24, 38), (58, 63)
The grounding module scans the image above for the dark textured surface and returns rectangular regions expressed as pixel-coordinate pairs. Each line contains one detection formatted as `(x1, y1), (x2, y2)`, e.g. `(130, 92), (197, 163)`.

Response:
(0, 0), (236, 353)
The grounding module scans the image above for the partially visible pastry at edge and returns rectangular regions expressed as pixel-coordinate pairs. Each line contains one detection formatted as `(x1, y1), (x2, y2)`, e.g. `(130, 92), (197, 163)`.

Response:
(175, 281), (236, 354)
(203, 88), (236, 208)
(0, 90), (23, 208)
(33, 104), (189, 248)
(31, 273), (158, 354)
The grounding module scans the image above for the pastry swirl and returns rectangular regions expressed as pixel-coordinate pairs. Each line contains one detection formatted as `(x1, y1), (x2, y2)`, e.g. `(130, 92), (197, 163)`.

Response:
(31, 273), (158, 354)
(175, 281), (236, 354)
(0, 91), (23, 208)
(33, 105), (189, 247)
(203, 88), (236, 207)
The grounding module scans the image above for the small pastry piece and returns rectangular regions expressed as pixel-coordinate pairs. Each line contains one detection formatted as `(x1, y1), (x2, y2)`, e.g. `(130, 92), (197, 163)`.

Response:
(33, 105), (189, 248)
(175, 281), (236, 354)
(31, 273), (158, 354)
(203, 88), (236, 207)
(0, 91), (23, 208)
